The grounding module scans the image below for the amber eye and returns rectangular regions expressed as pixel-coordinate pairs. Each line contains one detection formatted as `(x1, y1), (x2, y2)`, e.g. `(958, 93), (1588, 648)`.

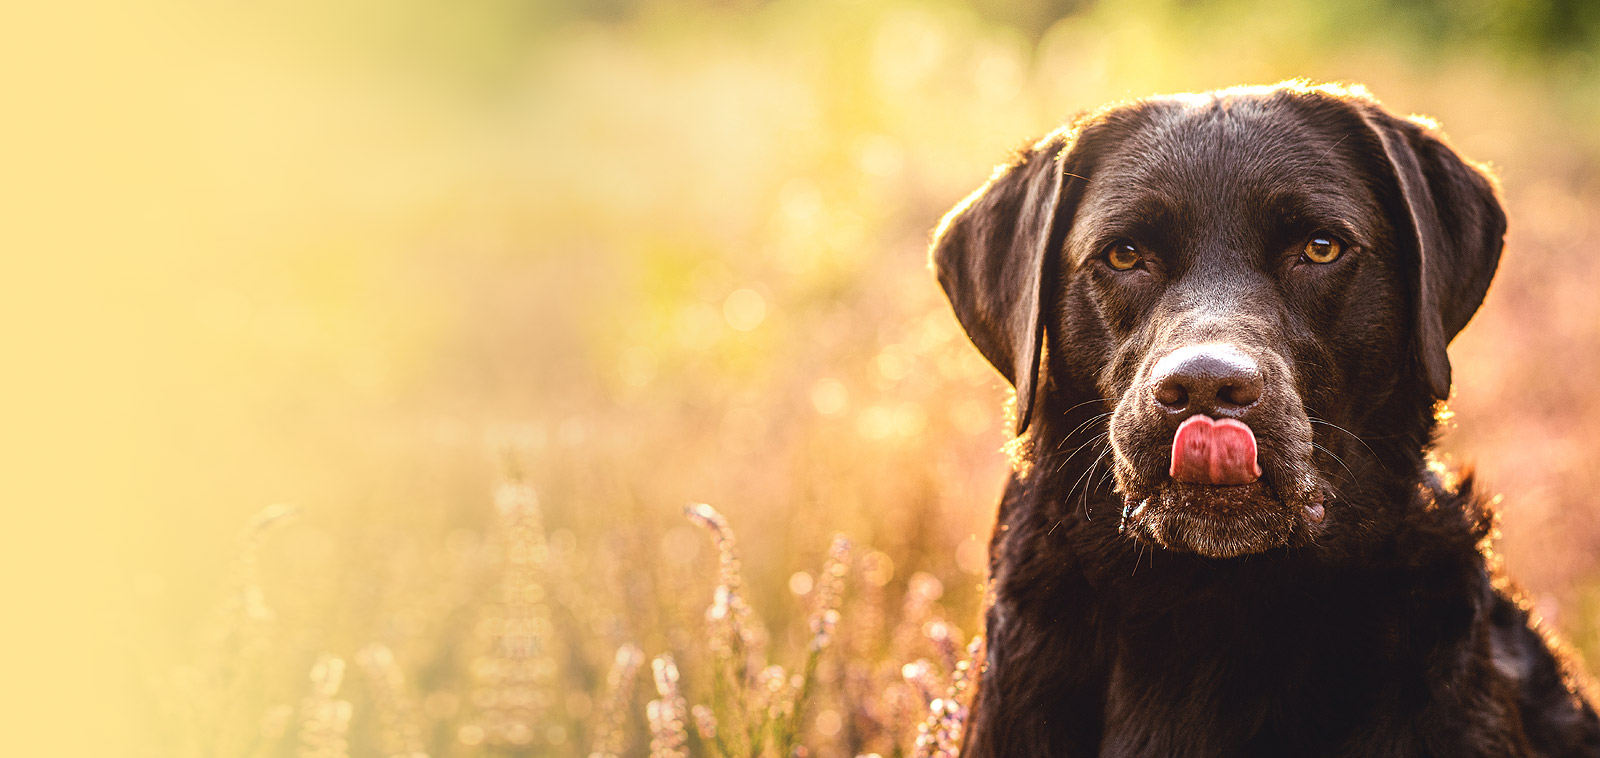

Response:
(1303, 234), (1345, 264)
(1105, 240), (1142, 270)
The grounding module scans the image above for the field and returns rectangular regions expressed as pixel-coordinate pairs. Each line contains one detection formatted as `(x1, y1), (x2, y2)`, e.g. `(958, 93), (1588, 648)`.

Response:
(12, 0), (1600, 755)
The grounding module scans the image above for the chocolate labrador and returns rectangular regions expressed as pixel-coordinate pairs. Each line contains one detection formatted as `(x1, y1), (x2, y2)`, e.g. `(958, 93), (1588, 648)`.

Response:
(932, 82), (1600, 757)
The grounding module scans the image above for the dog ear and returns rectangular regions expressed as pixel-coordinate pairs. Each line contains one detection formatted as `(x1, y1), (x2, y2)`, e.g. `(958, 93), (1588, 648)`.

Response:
(931, 132), (1080, 437)
(1360, 109), (1507, 401)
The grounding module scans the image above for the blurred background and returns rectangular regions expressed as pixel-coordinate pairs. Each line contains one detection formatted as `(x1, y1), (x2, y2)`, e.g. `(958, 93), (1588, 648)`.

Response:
(8, 0), (1600, 755)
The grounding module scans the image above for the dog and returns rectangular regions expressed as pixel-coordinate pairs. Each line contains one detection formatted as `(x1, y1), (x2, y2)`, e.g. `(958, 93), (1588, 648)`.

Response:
(931, 82), (1600, 757)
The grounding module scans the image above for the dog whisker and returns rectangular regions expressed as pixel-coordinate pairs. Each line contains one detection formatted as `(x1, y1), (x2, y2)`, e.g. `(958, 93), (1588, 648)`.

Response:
(1310, 440), (1354, 480)
(1052, 426), (1110, 476)
(1065, 439), (1112, 517)
(1078, 443), (1113, 520)
(1308, 417), (1379, 459)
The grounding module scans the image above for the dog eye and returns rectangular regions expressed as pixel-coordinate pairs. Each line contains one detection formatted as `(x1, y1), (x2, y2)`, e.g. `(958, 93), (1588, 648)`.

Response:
(1303, 234), (1345, 264)
(1105, 240), (1142, 271)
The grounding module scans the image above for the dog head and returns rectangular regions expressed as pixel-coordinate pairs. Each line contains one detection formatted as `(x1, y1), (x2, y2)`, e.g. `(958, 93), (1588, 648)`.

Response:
(933, 83), (1505, 558)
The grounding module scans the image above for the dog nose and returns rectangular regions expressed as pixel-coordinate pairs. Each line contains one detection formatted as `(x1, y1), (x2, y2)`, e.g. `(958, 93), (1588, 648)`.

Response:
(1150, 344), (1264, 417)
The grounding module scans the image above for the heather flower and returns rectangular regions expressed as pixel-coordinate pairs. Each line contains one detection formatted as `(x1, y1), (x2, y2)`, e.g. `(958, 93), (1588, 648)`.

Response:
(690, 703), (718, 742)
(355, 644), (429, 758)
(685, 503), (759, 670)
(297, 655), (352, 758)
(462, 482), (559, 748)
(924, 621), (960, 675)
(588, 643), (645, 758)
(775, 534), (851, 752)
(646, 654), (689, 758)
(910, 634), (986, 758)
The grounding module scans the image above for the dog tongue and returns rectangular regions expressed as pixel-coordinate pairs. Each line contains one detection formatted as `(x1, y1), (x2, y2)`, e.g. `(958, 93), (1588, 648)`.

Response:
(1170, 415), (1262, 485)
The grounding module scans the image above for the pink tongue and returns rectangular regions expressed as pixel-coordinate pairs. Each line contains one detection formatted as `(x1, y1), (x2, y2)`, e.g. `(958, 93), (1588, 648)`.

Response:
(1170, 415), (1263, 485)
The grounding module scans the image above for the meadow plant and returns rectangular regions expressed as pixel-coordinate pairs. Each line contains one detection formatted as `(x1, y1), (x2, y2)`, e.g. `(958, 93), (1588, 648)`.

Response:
(297, 655), (353, 758)
(673, 504), (863, 757)
(461, 482), (560, 750)
(910, 636), (984, 758)
(158, 504), (298, 758)
(354, 644), (430, 758)
(162, 492), (988, 758)
(647, 654), (690, 758)
(589, 644), (646, 758)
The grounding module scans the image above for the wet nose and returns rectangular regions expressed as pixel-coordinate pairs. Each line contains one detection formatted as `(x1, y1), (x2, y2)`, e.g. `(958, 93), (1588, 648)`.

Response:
(1150, 344), (1264, 418)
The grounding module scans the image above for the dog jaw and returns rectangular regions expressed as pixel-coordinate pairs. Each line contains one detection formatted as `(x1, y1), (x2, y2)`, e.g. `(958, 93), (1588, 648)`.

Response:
(1113, 456), (1326, 558)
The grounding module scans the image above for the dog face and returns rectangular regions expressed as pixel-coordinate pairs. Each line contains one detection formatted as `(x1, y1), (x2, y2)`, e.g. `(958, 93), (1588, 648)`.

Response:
(933, 83), (1505, 559)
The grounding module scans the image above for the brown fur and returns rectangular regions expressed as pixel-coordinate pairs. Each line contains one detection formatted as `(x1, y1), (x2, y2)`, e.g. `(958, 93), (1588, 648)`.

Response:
(932, 82), (1600, 757)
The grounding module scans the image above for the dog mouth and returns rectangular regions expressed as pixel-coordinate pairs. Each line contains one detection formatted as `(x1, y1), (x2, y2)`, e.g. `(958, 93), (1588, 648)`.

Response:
(1114, 415), (1326, 558)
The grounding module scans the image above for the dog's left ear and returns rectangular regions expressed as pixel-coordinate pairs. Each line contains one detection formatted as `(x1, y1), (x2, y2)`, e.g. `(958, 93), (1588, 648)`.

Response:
(1360, 108), (1507, 401)
(931, 132), (1081, 437)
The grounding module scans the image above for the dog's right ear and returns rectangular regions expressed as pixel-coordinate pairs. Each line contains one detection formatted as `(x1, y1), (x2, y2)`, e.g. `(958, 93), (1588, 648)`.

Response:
(931, 131), (1081, 437)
